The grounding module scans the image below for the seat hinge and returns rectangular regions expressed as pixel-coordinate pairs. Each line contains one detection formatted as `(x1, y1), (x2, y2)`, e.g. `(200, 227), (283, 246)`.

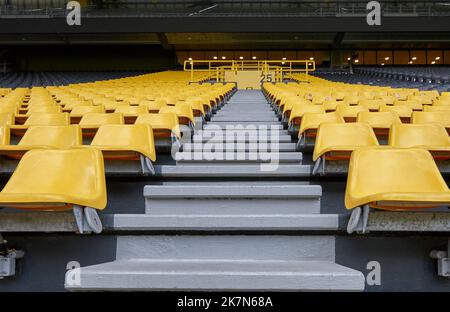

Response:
(347, 205), (370, 234)
(430, 238), (450, 278)
(0, 234), (24, 279)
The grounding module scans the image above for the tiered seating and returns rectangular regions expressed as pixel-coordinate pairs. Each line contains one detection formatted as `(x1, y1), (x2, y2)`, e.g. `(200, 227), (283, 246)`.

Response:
(0, 71), (236, 234)
(264, 74), (450, 152)
(317, 67), (450, 92)
(0, 71), (143, 88)
(263, 74), (450, 237)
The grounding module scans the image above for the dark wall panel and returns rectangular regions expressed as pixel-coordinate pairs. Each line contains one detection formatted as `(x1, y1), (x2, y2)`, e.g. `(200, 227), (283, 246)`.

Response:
(10, 45), (178, 71)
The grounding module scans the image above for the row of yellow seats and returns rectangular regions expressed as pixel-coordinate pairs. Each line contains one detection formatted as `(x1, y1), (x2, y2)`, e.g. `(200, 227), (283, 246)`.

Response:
(5, 84), (231, 110)
(299, 111), (450, 142)
(287, 101), (450, 127)
(0, 122), (176, 232)
(265, 78), (450, 106)
(3, 102), (197, 122)
(312, 122), (450, 163)
(0, 112), (181, 139)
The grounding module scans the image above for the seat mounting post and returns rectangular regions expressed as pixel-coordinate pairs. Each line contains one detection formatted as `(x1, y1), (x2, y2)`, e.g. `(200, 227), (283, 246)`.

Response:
(0, 234), (24, 279)
(430, 237), (450, 278)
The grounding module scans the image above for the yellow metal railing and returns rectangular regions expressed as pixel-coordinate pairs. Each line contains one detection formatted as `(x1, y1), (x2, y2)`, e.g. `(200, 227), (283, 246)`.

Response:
(183, 60), (316, 83)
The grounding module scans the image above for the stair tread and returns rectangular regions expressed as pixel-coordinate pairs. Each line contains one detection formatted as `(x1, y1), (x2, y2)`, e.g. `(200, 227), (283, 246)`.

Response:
(66, 259), (365, 291)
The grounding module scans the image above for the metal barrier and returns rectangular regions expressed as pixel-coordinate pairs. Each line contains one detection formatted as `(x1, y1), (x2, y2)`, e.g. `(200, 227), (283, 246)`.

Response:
(183, 59), (316, 84)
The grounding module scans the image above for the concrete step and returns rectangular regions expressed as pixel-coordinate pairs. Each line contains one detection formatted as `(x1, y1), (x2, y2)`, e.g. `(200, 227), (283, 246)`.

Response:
(190, 134), (293, 143)
(199, 127), (290, 135)
(213, 113), (277, 119)
(219, 107), (273, 111)
(206, 121), (284, 126)
(158, 164), (312, 177)
(144, 184), (320, 214)
(182, 142), (297, 152)
(103, 213), (338, 231)
(175, 151), (302, 163)
(66, 259), (365, 291)
(212, 116), (279, 122)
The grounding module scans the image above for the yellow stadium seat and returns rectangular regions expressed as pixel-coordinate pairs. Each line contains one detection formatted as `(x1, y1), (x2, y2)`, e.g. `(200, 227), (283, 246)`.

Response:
(89, 124), (156, 175)
(0, 149), (106, 233)
(313, 123), (379, 175)
(70, 105), (106, 123)
(336, 104), (369, 122)
(0, 125), (82, 159)
(79, 113), (124, 137)
(103, 101), (130, 112)
(15, 106), (62, 124)
(62, 100), (94, 111)
(424, 105), (450, 112)
(358, 99), (384, 111)
(0, 112), (15, 126)
(322, 100), (342, 112)
(357, 111), (402, 138)
(288, 105), (325, 130)
(10, 113), (71, 136)
(0, 104), (19, 115)
(182, 99), (205, 118)
(380, 104), (413, 123)
(389, 123), (450, 159)
(114, 105), (148, 124)
(297, 112), (344, 149)
(343, 95), (360, 105)
(135, 112), (181, 140)
(159, 105), (195, 128)
(139, 99), (166, 113)
(412, 111), (450, 134)
(345, 147), (450, 233)
(432, 99), (450, 106)
(0, 126), (10, 145)
(394, 100), (423, 111)
(281, 98), (311, 119)
(376, 95), (396, 105)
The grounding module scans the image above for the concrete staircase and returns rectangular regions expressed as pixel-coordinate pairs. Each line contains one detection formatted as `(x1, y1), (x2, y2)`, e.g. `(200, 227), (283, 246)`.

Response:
(66, 89), (365, 291)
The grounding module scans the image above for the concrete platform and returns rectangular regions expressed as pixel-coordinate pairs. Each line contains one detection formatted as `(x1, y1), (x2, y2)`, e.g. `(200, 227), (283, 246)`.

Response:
(66, 259), (365, 291)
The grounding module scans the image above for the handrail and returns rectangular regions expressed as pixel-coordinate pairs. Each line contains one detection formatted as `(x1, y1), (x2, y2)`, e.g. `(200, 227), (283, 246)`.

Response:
(184, 59), (315, 83)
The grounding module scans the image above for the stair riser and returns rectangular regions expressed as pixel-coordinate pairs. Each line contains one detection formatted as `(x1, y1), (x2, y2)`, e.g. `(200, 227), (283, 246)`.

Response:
(145, 198), (320, 215)
(182, 143), (296, 152)
(115, 235), (335, 261)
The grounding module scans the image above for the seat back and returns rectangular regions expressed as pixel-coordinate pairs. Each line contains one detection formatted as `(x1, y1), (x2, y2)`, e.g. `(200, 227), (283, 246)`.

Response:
(135, 112), (181, 138)
(114, 105), (148, 116)
(19, 125), (82, 148)
(91, 124), (156, 161)
(412, 112), (450, 128)
(299, 112), (344, 135)
(79, 113), (124, 127)
(24, 113), (70, 126)
(313, 122), (379, 160)
(0, 112), (15, 126)
(70, 105), (105, 116)
(389, 124), (450, 148)
(0, 126), (10, 145)
(357, 111), (402, 129)
(1, 149), (106, 209)
(345, 147), (449, 209)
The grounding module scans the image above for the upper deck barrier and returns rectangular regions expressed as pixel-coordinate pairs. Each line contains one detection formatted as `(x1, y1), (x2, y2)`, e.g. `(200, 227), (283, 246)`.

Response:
(183, 60), (316, 84)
